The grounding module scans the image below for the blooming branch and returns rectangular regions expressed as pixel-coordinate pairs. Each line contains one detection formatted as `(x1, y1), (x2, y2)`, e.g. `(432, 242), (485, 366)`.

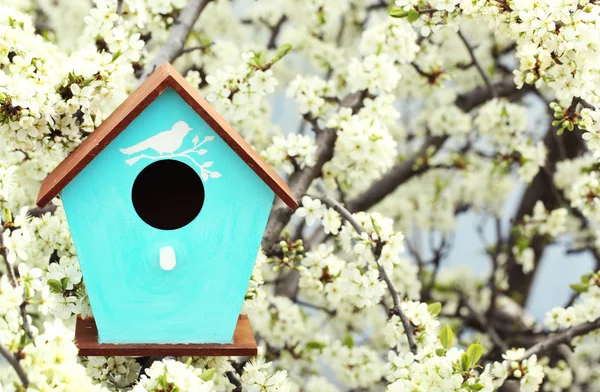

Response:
(312, 189), (418, 355)
(0, 344), (28, 387)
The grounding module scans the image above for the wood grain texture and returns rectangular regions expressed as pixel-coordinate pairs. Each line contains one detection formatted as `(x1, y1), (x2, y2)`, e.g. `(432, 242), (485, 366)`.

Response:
(75, 315), (258, 356)
(37, 62), (298, 211)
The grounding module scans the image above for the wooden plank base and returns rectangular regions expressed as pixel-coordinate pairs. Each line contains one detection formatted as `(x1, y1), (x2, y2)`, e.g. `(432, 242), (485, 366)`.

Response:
(75, 315), (258, 357)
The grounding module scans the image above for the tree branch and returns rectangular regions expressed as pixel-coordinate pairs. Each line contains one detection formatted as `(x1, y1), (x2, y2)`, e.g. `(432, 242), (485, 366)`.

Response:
(116, 0), (124, 15)
(379, 259), (418, 355)
(366, 0), (388, 11)
(505, 117), (586, 305)
(347, 135), (446, 213)
(573, 96), (596, 111)
(266, 16), (287, 50)
(263, 127), (337, 251)
(454, 77), (524, 111)
(457, 29), (496, 98)
(0, 344), (28, 388)
(262, 91), (368, 251)
(347, 77), (522, 213)
(523, 317), (600, 358)
(314, 190), (418, 354)
(139, 0), (214, 81)
(28, 203), (57, 218)
(295, 299), (336, 316)
(225, 371), (242, 391)
(179, 43), (213, 55)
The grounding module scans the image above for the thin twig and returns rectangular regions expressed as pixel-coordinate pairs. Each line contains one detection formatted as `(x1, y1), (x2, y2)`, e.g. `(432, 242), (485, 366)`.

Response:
(524, 317), (600, 358)
(1, 227), (33, 340)
(563, 291), (578, 308)
(366, 0), (387, 11)
(313, 189), (418, 354)
(179, 43), (213, 56)
(405, 238), (426, 268)
(20, 303), (32, 340)
(411, 62), (444, 85)
(0, 344), (28, 387)
(457, 29), (496, 98)
(487, 218), (502, 319)
(0, 229), (17, 287)
(422, 235), (448, 299)
(377, 258), (418, 355)
(295, 299), (336, 316)
(317, 193), (363, 234)
(139, 0), (214, 82)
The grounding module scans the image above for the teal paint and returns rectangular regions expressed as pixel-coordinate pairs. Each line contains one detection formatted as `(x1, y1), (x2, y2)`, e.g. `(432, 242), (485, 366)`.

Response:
(61, 88), (274, 344)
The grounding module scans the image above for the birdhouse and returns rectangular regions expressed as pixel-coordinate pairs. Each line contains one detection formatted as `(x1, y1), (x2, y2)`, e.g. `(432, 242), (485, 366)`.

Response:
(36, 63), (298, 356)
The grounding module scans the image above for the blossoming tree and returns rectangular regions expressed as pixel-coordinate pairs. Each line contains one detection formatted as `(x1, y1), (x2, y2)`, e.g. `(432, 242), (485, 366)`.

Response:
(2, 0), (600, 390)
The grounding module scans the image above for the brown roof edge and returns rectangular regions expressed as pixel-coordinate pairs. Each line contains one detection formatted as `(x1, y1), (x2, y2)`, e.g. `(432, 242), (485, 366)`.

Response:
(36, 62), (298, 211)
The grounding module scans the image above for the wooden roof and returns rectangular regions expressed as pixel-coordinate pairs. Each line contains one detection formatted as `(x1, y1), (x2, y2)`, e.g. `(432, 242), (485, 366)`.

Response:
(36, 62), (298, 210)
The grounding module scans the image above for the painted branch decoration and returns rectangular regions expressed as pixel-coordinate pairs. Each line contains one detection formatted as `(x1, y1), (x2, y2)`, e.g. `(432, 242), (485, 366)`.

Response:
(121, 121), (222, 182)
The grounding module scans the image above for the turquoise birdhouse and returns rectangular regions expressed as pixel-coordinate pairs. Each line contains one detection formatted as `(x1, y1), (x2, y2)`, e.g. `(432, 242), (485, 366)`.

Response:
(36, 63), (298, 356)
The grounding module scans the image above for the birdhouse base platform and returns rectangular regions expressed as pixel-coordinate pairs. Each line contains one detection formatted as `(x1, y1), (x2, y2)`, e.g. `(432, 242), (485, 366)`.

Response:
(74, 315), (258, 356)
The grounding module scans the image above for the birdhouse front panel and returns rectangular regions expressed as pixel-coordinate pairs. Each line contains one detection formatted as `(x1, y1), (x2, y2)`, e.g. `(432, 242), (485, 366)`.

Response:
(60, 87), (274, 344)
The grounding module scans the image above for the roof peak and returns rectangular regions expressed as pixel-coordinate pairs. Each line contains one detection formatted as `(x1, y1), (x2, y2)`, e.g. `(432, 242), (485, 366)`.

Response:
(36, 62), (298, 211)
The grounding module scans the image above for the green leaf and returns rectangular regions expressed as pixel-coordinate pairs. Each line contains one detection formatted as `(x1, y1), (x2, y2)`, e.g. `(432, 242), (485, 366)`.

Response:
(159, 371), (169, 389)
(306, 340), (327, 350)
(60, 277), (70, 290)
(272, 44), (293, 64)
(516, 237), (530, 252)
(200, 368), (215, 381)
(581, 274), (590, 284)
(435, 348), (446, 356)
(252, 52), (267, 68)
(470, 383), (485, 391)
(389, 8), (408, 18)
(440, 325), (453, 349)
(407, 8), (420, 22)
(370, 216), (381, 235)
(570, 283), (589, 293)
(342, 334), (354, 348)
(428, 302), (442, 317)
(48, 279), (63, 293)
(111, 51), (123, 62)
(317, 9), (326, 24)
(460, 353), (470, 372)
(467, 344), (483, 368)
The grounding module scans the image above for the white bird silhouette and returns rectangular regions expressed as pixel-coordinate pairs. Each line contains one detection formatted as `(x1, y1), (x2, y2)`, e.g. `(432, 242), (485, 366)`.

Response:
(120, 121), (193, 156)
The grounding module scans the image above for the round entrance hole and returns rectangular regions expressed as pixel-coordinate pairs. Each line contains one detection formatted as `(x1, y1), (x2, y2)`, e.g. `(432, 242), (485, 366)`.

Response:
(131, 159), (205, 230)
